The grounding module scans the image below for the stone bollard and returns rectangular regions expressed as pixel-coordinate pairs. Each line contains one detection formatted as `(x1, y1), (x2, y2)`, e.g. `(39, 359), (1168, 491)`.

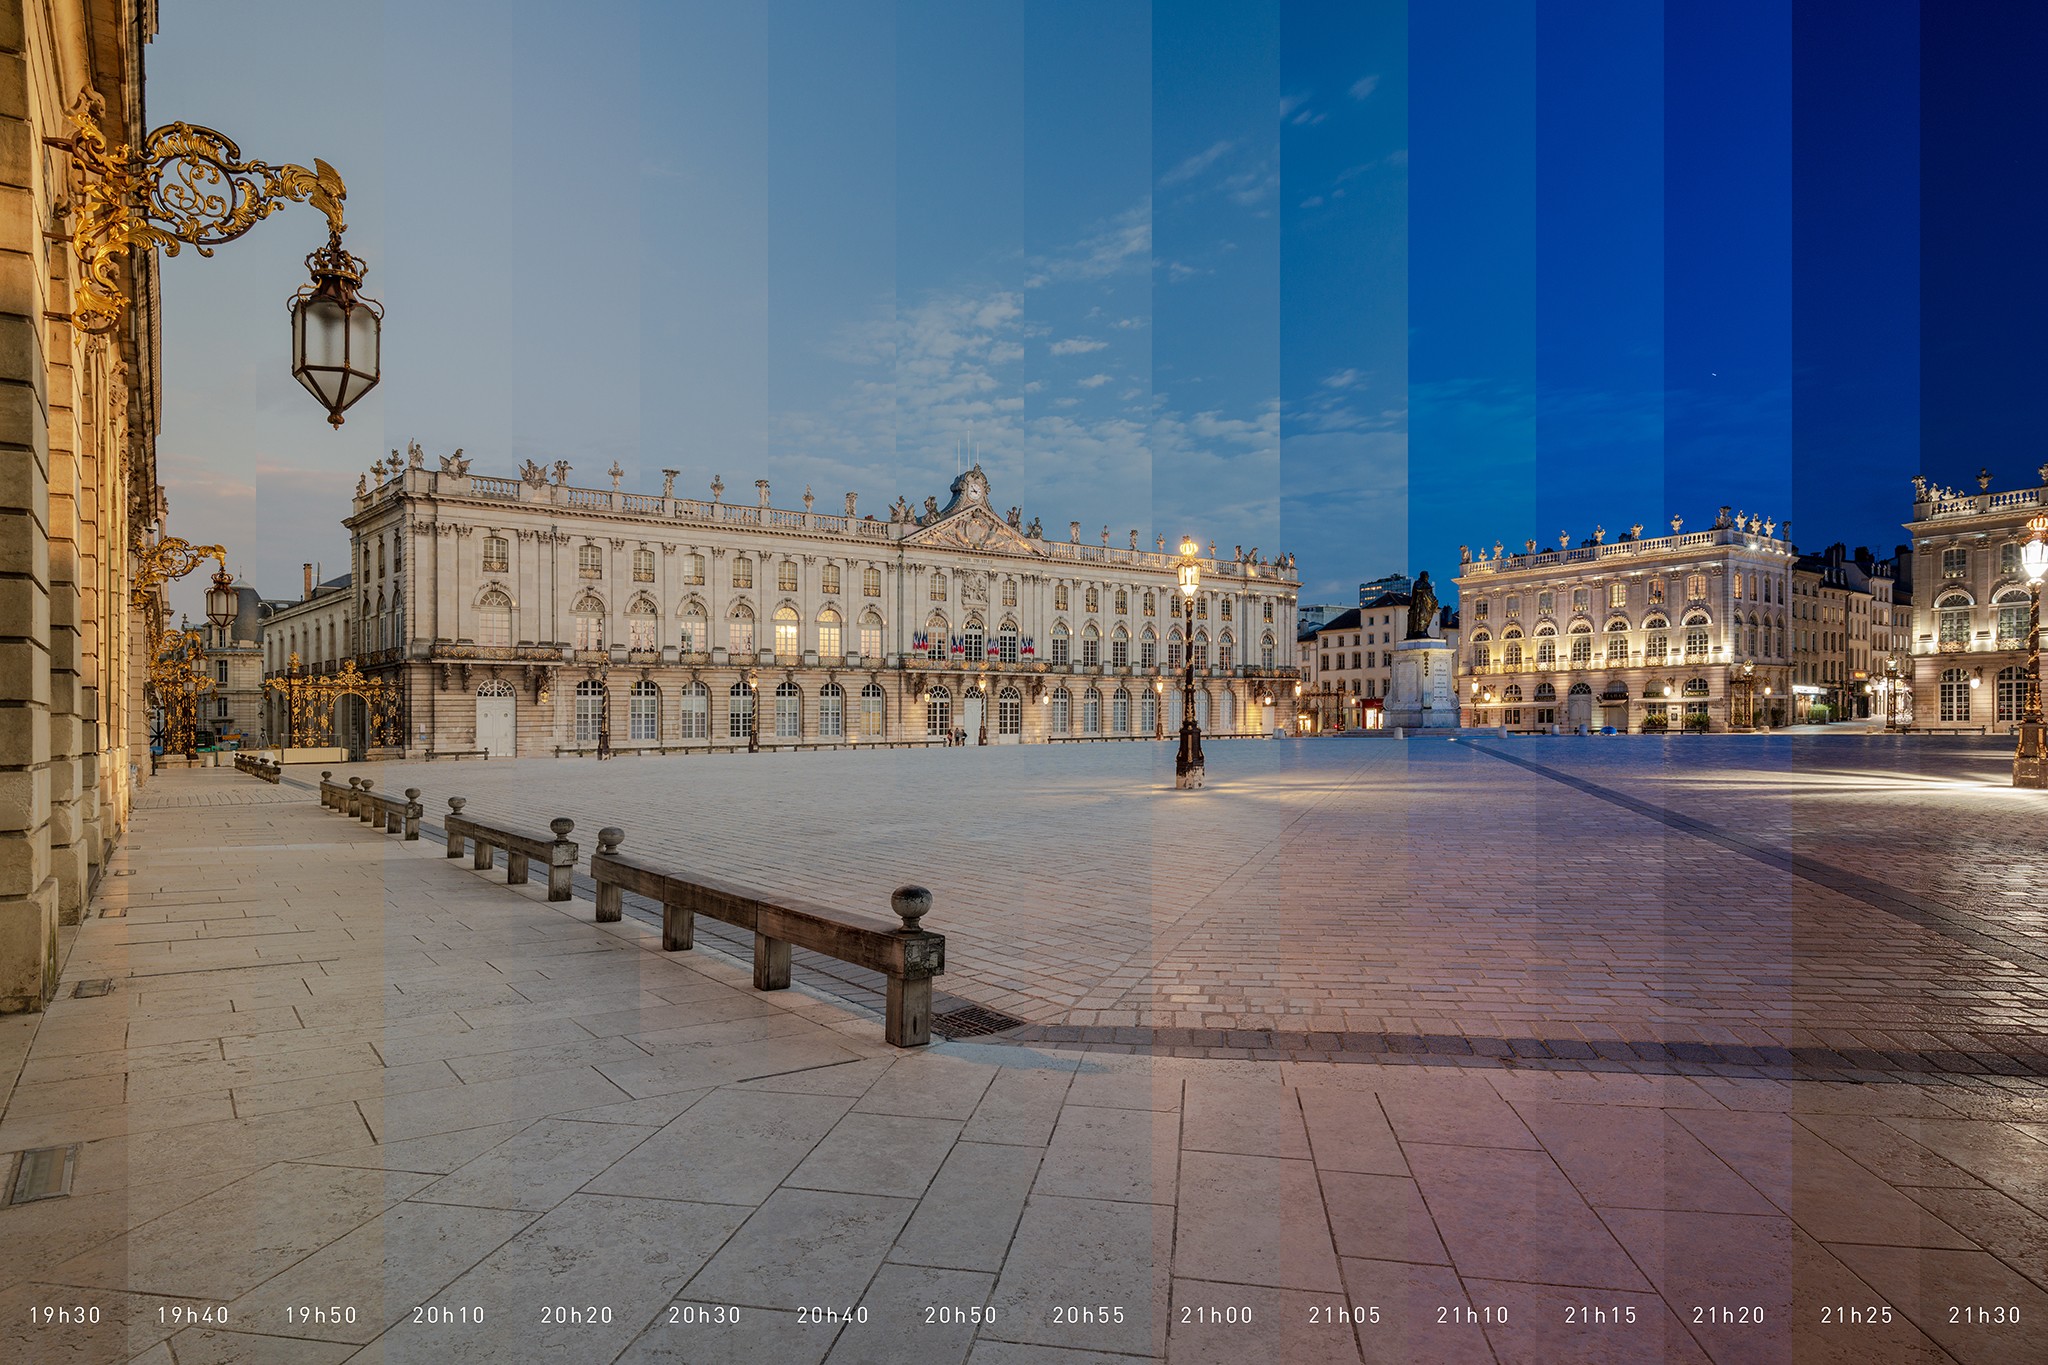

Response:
(593, 827), (625, 922)
(546, 817), (577, 902)
(357, 778), (378, 823)
(446, 796), (468, 859)
(888, 886), (936, 1047)
(403, 788), (423, 840)
(346, 775), (364, 817)
(322, 771), (335, 809)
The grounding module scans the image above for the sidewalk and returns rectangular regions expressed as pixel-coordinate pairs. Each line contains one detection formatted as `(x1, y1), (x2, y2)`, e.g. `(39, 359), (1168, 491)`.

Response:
(0, 768), (2043, 1363)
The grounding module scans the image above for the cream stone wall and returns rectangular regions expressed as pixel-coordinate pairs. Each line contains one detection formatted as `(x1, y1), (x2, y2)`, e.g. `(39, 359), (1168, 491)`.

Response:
(329, 459), (1300, 755)
(1904, 470), (2048, 731)
(0, 1), (156, 1012)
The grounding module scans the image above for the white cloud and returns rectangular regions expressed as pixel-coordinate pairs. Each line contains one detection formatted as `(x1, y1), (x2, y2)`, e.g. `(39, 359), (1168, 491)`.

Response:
(1279, 92), (1311, 120)
(1290, 108), (1326, 127)
(1025, 202), (1153, 288)
(1300, 195), (1325, 209)
(1350, 74), (1380, 100)
(1322, 368), (1362, 389)
(1162, 139), (1237, 187)
(1078, 373), (1111, 389)
(1049, 337), (1108, 356)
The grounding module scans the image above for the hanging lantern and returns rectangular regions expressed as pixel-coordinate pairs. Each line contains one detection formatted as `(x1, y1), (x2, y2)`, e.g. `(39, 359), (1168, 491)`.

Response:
(204, 565), (239, 630)
(289, 234), (383, 427)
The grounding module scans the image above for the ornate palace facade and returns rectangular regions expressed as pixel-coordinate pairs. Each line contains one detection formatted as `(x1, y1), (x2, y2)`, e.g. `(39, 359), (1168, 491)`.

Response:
(337, 452), (1301, 756)
(1903, 468), (2048, 731)
(1454, 510), (1796, 732)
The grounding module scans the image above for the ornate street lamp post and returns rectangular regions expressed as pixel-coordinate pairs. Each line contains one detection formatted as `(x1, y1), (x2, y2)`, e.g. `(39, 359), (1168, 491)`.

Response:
(1153, 678), (1166, 739)
(2014, 515), (2048, 788)
(1731, 659), (1757, 732)
(1174, 536), (1205, 789)
(747, 669), (760, 754)
(1883, 655), (1902, 731)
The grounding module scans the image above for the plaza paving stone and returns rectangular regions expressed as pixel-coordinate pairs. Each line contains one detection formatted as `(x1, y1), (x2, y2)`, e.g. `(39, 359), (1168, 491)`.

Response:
(0, 744), (2041, 1363)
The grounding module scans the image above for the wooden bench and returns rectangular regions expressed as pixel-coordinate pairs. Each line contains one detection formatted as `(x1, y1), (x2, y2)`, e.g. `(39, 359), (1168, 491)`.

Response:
(590, 827), (945, 1047)
(442, 798), (577, 901)
(426, 749), (491, 761)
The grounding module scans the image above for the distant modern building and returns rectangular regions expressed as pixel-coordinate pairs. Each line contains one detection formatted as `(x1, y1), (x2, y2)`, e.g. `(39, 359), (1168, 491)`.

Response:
(1902, 467), (2048, 731)
(1296, 603), (1352, 633)
(332, 456), (1301, 755)
(1454, 509), (1795, 732)
(1358, 573), (1412, 606)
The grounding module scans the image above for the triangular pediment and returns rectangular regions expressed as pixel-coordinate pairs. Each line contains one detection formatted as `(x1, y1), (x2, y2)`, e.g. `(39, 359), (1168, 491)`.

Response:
(903, 504), (1041, 556)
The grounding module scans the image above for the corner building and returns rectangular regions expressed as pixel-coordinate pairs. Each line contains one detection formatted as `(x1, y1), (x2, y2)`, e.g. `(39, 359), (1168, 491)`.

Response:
(342, 458), (1301, 755)
(1454, 511), (1795, 732)
(1902, 468), (2048, 731)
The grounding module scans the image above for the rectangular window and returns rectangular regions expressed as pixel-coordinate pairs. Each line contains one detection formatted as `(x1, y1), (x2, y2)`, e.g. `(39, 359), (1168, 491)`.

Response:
(1942, 547), (1967, 577)
(1537, 591), (1554, 614)
(860, 623), (882, 658)
(860, 689), (885, 736)
(680, 691), (708, 738)
(1572, 588), (1589, 612)
(634, 549), (655, 582)
(729, 620), (755, 655)
(818, 690), (843, 738)
(1081, 635), (1099, 667)
(732, 559), (753, 588)
(685, 554), (705, 585)
(1112, 636), (1129, 667)
(776, 562), (798, 592)
(1141, 637), (1157, 667)
(775, 690), (800, 737)
(1607, 582), (1626, 609)
(482, 537), (508, 573)
(628, 617), (656, 650)
(822, 565), (841, 595)
(863, 567), (882, 597)
(818, 621), (841, 657)
(998, 632), (1019, 664)
(1050, 635), (1070, 666)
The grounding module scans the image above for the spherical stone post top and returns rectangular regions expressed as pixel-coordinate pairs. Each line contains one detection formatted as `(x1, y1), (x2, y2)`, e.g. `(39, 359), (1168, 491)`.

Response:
(347, 776), (362, 788)
(321, 771), (332, 781)
(359, 778), (374, 791)
(597, 827), (624, 853)
(550, 817), (575, 840)
(447, 796), (466, 813)
(891, 885), (933, 932)
(405, 788), (420, 800)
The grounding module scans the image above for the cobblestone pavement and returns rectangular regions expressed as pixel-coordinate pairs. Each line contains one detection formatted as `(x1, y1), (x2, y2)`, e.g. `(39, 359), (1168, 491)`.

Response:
(318, 736), (2048, 1071)
(2, 768), (2045, 1364)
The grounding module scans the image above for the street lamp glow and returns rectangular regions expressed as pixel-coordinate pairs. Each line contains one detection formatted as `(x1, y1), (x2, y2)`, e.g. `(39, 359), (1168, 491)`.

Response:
(1177, 536), (1201, 598)
(289, 236), (384, 428)
(203, 563), (238, 631)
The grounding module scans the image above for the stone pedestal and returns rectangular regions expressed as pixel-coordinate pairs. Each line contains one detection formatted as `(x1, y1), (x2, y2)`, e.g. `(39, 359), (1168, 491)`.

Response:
(2015, 722), (2047, 789)
(1385, 639), (1457, 731)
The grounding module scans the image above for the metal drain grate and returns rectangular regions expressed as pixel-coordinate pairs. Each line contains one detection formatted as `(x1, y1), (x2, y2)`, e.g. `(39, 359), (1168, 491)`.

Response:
(8, 1146), (77, 1204)
(72, 979), (113, 999)
(933, 1005), (1026, 1038)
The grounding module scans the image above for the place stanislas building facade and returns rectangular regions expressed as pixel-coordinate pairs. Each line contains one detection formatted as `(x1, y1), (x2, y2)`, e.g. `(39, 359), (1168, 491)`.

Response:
(312, 453), (1302, 756)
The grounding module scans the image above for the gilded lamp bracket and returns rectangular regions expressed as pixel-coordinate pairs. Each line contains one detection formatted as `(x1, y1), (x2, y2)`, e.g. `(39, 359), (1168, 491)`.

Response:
(53, 94), (350, 335)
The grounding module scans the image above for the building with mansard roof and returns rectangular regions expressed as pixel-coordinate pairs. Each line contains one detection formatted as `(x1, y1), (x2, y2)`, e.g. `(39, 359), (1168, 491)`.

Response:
(325, 453), (1301, 757)
(1453, 509), (1796, 732)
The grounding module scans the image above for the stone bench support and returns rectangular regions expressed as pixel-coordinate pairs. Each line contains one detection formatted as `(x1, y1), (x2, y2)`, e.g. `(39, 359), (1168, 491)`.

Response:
(316, 774), (423, 840)
(591, 828), (944, 1046)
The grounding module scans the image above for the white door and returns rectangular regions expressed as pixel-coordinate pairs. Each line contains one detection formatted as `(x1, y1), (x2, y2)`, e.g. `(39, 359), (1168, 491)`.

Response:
(476, 694), (515, 757)
(964, 696), (986, 744)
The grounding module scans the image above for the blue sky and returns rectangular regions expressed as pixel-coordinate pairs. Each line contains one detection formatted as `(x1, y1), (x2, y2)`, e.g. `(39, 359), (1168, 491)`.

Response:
(152, 2), (2046, 621)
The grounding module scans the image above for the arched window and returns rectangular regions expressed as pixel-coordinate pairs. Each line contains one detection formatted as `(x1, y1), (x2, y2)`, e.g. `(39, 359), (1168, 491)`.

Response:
(478, 679), (514, 699)
(926, 685), (952, 736)
(572, 593), (605, 651)
(728, 680), (755, 738)
(1471, 631), (1491, 669)
(859, 682), (886, 737)
(1142, 625), (1159, 668)
(1111, 624), (1130, 668)
(477, 589), (512, 647)
(1936, 591), (1972, 649)
(1082, 687), (1102, 734)
(1112, 687), (1131, 732)
(1194, 690), (1209, 728)
(998, 686), (1022, 735)
(775, 680), (801, 737)
(627, 596), (658, 651)
(1504, 639), (1523, 668)
(818, 682), (845, 738)
(924, 614), (949, 661)
(1261, 634), (1274, 669)
(963, 618), (985, 662)
(680, 682), (709, 739)
(1220, 690), (1235, 732)
(1604, 619), (1628, 664)
(859, 609), (884, 660)
(728, 601), (756, 656)
(578, 544), (603, 579)
(1683, 676), (1709, 697)
(482, 535), (509, 573)
(1193, 629), (1210, 668)
(732, 557), (753, 589)
(1568, 621), (1592, 665)
(1050, 621), (1071, 666)
(1995, 588), (2030, 645)
(1115, 588), (1128, 615)
(1941, 667), (1974, 721)
(633, 548), (655, 582)
(997, 621), (1020, 664)
(1050, 686), (1071, 734)
(1683, 611), (1710, 658)
(1081, 623), (1100, 668)
(1997, 665), (2025, 722)
(574, 679), (606, 744)
(1643, 615), (1669, 658)
(821, 563), (841, 596)
(817, 608), (843, 659)
(1218, 630), (1235, 670)
(1534, 625), (1557, 667)
(862, 566), (882, 597)
(773, 605), (800, 659)
(629, 681), (659, 741)
(679, 600), (707, 654)
(777, 561), (798, 592)
(1140, 687), (1158, 734)
(1168, 626), (1183, 670)
(1534, 682), (1557, 702)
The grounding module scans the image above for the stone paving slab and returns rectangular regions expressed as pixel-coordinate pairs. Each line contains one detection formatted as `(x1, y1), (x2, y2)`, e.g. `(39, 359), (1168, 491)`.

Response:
(0, 765), (2045, 1363)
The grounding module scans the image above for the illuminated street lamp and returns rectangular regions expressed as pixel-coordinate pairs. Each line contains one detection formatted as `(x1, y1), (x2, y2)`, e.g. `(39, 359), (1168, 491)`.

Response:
(290, 236), (384, 428)
(746, 669), (760, 754)
(1174, 535), (1205, 789)
(2014, 514), (2048, 787)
